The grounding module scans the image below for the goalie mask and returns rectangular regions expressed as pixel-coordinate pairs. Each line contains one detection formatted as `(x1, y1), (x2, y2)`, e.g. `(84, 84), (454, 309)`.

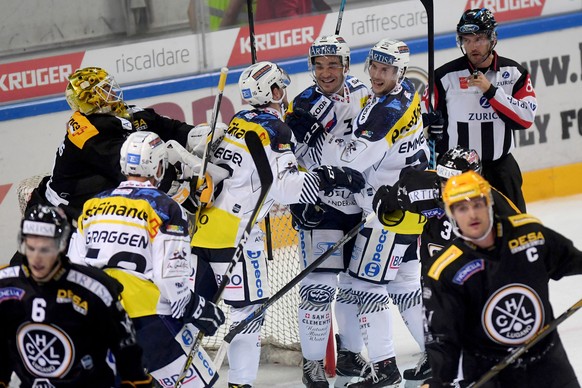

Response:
(239, 61), (291, 107)
(120, 131), (168, 186)
(436, 146), (482, 182)
(65, 67), (128, 118)
(19, 204), (71, 254)
(365, 39), (410, 85)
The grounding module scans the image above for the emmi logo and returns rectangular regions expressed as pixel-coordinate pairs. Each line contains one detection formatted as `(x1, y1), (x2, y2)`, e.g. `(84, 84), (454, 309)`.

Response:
(57, 289), (89, 315)
(508, 231), (545, 254)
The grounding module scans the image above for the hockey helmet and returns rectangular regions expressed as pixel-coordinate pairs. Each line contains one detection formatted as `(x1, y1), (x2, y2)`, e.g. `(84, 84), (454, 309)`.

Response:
(308, 34), (351, 69)
(365, 39), (410, 83)
(442, 170), (493, 218)
(65, 67), (128, 118)
(120, 131), (168, 186)
(239, 61), (291, 107)
(436, 146), (482, 181)
(19, 204), (71, 253)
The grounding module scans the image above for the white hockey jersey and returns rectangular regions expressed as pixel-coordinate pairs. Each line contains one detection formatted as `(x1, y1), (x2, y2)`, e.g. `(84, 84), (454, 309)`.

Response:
(326, 78), (429, 226)
(191, 107), (321, 249)
(289, 75), (370, 215)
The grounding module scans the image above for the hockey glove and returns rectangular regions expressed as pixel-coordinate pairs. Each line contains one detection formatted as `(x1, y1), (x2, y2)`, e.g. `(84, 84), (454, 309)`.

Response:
(422, 110), (445, 141)
(184, 294), (225, 336)
(315, 165), (365, 195)
(285, 107), (325, 147)
(290, 202), (326, 230)
(372, 185), (398, 216)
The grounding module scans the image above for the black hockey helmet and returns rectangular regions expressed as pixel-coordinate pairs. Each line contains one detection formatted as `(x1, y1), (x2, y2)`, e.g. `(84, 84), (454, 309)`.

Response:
(436, 146), (482, 181)
(457, 8), (497, 37)
(19, 204), (71, 253)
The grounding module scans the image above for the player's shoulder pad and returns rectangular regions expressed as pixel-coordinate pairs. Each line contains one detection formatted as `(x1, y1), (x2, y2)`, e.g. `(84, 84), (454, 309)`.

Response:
(0, 265), (21, 280)
(380, 210), (426, 235)
(345, 75), (368, 92)
(67, 111), (101, 149)
(507, 213), (542, 228)
(428, 244), (464, 281)
(67, 262), (122, 305)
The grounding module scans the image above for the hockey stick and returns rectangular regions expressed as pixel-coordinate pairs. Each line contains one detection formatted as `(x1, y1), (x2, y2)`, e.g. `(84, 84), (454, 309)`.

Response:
(419, 0), (436, 169)
(190, 67), (229, 231)
(212, 212), (375, 368)
(335, 0), (347, 35)
(468, 297), (582, 388)
(244, 0), (275, 263)
(175, 131), (273, 388)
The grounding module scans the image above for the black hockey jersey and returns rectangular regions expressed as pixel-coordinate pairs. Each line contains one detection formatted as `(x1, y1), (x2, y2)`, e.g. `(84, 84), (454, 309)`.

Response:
(0, 258), (147, 387)
(385, 169), (520, 274)
(44, 106), (192, 213)
(423, 214), (582, 384)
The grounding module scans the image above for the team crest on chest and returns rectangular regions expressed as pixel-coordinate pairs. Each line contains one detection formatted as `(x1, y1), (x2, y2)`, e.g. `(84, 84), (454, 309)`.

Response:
(482, 284), (544, 345)
(17, 323), (75, 378)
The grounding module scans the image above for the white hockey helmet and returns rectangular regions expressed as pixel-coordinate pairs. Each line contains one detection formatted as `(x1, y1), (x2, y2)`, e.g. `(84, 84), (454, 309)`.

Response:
(365, 39), (410, 83)
(65, 67), (128, 118)
(120, 131), (168, 185)
(308, 34), (351, 69)
(239, 61), (291, 106)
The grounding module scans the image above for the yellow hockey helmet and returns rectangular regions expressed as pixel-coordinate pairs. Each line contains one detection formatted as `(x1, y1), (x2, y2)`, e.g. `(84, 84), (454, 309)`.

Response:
(442, 170), (492, 217)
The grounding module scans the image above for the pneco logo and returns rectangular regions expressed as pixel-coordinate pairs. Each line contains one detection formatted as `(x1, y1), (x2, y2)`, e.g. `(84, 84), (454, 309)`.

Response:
(482, 284), (544, 345)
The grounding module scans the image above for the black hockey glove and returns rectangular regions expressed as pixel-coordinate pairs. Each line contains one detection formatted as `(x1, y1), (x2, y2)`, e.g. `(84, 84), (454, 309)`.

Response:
(422, 110), (445, 141)
(290, 202), (326, 230)
(315, 165), (365, 195)
(372, 185), (397, 216)
(184, 294), (225, 336)
(285, 107), (325, 147)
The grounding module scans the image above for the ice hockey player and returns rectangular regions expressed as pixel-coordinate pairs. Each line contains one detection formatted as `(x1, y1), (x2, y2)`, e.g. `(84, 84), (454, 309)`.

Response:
(68, 131), (225, 387)
(297, 38), (430, 387)
(284, 34), (370, 388)
(372, 146), (521, 382)
(190, 61), (365, 388)
(26, 66), (195, 221)
(0, 204), (153, 387)
(422, 171), (582, 387)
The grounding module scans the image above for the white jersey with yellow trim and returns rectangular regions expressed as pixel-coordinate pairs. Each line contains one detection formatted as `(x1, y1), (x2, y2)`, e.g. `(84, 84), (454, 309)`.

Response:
(191, 107), (322, 249)
(289, 75), (370, 214)
(68, 180), (193, 319)
(326, 78), (430, 223)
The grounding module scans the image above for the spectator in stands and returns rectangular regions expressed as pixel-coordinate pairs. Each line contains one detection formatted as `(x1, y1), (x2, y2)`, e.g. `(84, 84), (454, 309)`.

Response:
(255, 0), (330, 22)
(188, 0), (254, 32)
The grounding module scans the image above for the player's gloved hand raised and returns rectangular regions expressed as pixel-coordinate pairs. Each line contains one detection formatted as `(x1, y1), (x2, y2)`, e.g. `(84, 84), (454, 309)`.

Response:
(285, 107), (325, 147)
(315, 165), (365, 195)
(422, 110), (444, 141)
(372, 185), (397, 216)
(290, 202), (326, 230)
(184, 294), (225, 336)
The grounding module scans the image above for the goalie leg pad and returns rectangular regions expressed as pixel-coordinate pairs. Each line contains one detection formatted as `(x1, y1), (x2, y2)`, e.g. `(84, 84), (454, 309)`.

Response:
(227, 305), (264, 385)
(298, 273), (338, 360)
(351, 278), (395, 362)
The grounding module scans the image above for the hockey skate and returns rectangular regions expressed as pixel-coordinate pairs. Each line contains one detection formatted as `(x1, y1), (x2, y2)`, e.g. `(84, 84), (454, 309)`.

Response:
(302, 357), (329, 388)
(346, 357), (402, 388)
(335, 334), (369, 387)
(403, 352), (431, 381)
